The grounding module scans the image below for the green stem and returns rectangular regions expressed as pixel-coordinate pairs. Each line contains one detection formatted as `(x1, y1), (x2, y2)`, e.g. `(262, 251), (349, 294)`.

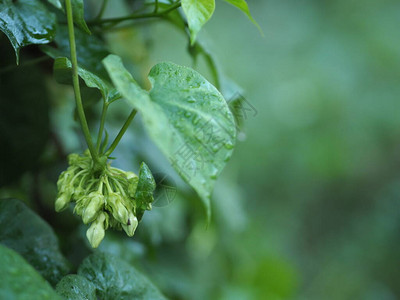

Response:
(88, 1), (181, 26)
(65, 0), (100, 165)
(105, 109), (137, 157)
(96, 101), (109, 152)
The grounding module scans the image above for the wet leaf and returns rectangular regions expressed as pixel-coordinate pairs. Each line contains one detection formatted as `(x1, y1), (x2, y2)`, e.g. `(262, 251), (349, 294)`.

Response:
(181, 0), (215, 44)
(56, 274), (96, 300)
(103, 55), (236, 220)
(78, 252), (166, 299)
(0, 0), (56, 63)
(0, 199), (70, 285)
(0, 244), (61, 299)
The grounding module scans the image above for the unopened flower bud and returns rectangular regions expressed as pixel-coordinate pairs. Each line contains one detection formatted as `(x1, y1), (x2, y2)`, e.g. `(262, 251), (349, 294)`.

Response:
(122, 212), (138, 237)
(86, 212), (106, 248)
(82, 192), (104, 224)
(107, 193), (128, 224)
(55, 193), (71, 212)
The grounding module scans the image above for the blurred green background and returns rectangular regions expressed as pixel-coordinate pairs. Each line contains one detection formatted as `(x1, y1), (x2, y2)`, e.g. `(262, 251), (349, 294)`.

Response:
(139, 1), (400, 299)
(2, 0), (400, 299)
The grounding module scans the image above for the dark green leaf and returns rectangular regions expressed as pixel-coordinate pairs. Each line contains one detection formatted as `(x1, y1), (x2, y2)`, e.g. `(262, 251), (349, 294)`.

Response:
(78, 252), (166, 299)
(135, 162), (156, 221)
(0, 0), (56, 63)
(181, 0), (215, 44)
(223, 0), (262, 33)
(0, 244), (61, 299)
(103, 55), (236, 220)
(0, 199), (70, 285)
(56, 274), (96, 300)
(53, 57), (120, 103)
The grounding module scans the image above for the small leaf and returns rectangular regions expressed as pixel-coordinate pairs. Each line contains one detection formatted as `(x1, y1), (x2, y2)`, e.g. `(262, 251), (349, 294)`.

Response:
(181, 0), (215, 44)
(223, 0), (263, 34)
(56, 275), (96, 300)
(78, 252), (166, 299)
(135, 162), (156, 220)
(68, 0), (91, 34)
(0, 244), (61, 299)
(0, 199), (70, 285)
(0, 0), (56, 63)
(47, 0), (63, 10)
(103, 55), (236, 220)
(53, 57), (120, 103)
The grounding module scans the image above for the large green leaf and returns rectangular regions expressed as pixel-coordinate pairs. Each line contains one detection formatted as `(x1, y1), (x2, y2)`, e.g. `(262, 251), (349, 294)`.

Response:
(223, 0), (262, 33)
(78, 252), (166, 299)
(56, 274), (96, 300)
(181, 0), (215, 44)
(103, 55), (236, 219)
(53, 57), (120, 103)
(0, 244), (61, 299)
(0, 199), (70, 285)
(0, 0), (56, 63)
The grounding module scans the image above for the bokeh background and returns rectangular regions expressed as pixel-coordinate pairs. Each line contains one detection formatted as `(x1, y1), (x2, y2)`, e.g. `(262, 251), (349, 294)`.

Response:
(2, 0), (400, 299)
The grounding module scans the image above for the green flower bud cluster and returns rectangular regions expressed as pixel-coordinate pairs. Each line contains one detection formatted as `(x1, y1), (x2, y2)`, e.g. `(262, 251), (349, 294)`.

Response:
(55, 151), (150, 248)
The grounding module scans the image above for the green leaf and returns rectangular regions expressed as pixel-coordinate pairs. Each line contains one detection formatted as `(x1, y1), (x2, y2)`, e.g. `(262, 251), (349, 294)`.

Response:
(135, 162), (156, 221)
(0, 244), (61, 299)
(0, 0), (56, 63)
(223, 0), (262, 34)
(53, 57), (120, 103)
(103, 55), (236, 220)
(68, 0), (91, 34)
(78, 252), (166, 299)
(181, 0), (215, 44)
(56, 275), (96, 300)
(0, 199), (70, 286)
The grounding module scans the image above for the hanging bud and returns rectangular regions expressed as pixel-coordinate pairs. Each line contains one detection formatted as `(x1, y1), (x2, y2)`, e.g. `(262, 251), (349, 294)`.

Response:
(74, 186), (85, 199)
(122, 212), (138, 237)
(82, 192), (104, 224)
(107, 193), (129, 225)
(55, 193), (71, 212)
(74, 195), (90, 216)
(86, 212), (106, 248)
